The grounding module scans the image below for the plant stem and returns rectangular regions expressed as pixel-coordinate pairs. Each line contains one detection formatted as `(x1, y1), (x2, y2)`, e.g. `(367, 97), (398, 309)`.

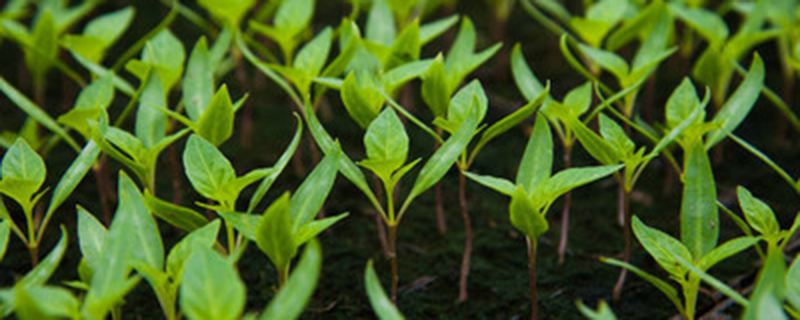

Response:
(278, 264), (290, 288)
(434, 127), (447, 234)
(526, 236), (538, 320)
(457, 171), (472, 302)
(93, 156), (114, 225)
(232, 48), (254, 149)
(557, 144), (573, 264)
(684, 275), (701, 320)
(29, 244), (39, 268)
(388, 224), (399, 304)
(612, 185), (631, 301)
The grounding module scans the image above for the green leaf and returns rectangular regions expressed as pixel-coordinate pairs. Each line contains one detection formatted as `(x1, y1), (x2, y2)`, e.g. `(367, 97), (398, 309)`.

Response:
(632, 216), (693, 277)
(260, 240), (322, 320)
(0, 77), (80, 151)
(257, 193), (297, 273)
(183, 37), (214, 122)
(365, 0), (396, 46)
(419, 15), (459, 45)
(364, 260), (405, 320)
(290, 151), (340, 229)
(117, 172), (163, 270)
(144, 191), (208, 232)
(577, 44), (629, 80)
(247, 115), (303, 213)
(463, 172), (515, 196)
(342, 72), (384, 129)
(294, 27), (332, 78)
(363, 108), (408, 178)
(517, 116), (552, 193)
(563, 82), (593, 116)
(77, 206), (107, 273)
(294, 212), (349, 246)
(665, 78), (702, 129)
(180, 246), (246, 320)
(217, 211), (260, 240)
(697, 236), (759, 271)
(786, 255), (800, 311)
(381, 59), (432, 93)
(600, 257), (684, 314)
(680, 140), (719, 259)
(84, 7), (134, 47)
(510, 186), (548, 239)
(576, 300), (617, 320)
(742, 249), (787, 320)
(0, 138), (46, 208)
(274, 0), (315, 37)
(599, 114), (634, 154)
(197, 0), (254, 27)
(195, 85), (235, 146)
(45, 140), (100, 222)
(736, 186), (780, 236)
(134, 71), (168, 148)
(545, 165), (622, 205)
(421, 55), (449, 117)
(0, 220), (9, 262)
(705, 54), (764, 148)
(386, 20), (420, 68)
(565, 114), (620, 165)
(25, 10), (57, 80)
(404, 100), (479, 205)
(669, 5), (729, 45)
(471, 85), (549, 159)
(183, 135), (236, 201)
(447, 80), (488, 127)
(141, 29), (185, 92)
(166, 219), (220, 280)
(14, 285), (79, 320)
(511, 44), (546, 101)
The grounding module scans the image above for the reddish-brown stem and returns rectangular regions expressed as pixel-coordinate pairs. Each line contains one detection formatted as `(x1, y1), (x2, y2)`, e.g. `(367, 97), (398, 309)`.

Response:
(457, 171), (472, 302)
(371, 175), (391, 258)
(93, 156), (114, 225)
(233, 50), (254, 149)
(612, 186), (631, 301)
(388, 224), (399, 304)
(167, 138), (183, 205)
(29, 244), (39, 268)
(527, 237), (538, 320)
(557, 145), (573, 264)
(434, 127), (447, 234)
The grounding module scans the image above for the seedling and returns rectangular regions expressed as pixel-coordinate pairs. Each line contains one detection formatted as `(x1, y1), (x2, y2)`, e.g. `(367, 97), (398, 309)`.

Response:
(466, 116), (620, 319)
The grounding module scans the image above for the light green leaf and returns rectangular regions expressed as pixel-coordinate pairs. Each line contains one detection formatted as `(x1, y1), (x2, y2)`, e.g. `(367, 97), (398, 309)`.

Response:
(563, 82), (593, 116)
(0, 220), (9, 262)
(247, 115), (302, 213)
(290, 151), (340, 229)
(786, 255), (800, 311)
(448, 80), (488, 127)
(0, 77), (80, 151)
(511, 44), (546, 101)
(195, 85), (235, 146)
(257, 193), (297, 273)
(134, 71), (168, 148)
(166, 219), (220, 281)
(294, 27), (332, 78)
(183, 37), (214, 122)
(117, 172), (163, 270)
(599, 114), (633, 154)
(217, 211), (260, 240)
(18, 226), (68, 288)
(419, 15), (459, 45)
(84, 7), (134, 47)
(197, 0), (255, 27)
(144, 191), (208, 233)
(260, 240), (322, 320)
(363, 108), (408, 178)
(342, 72), (384, 128)
(510, 186), (548, 239)
(274, 0), (315, 37)
(183, 135), (236, 201)
(421, 55), (449, 117)
(471, 84), (549, 159)
(576, 300), (617, 320)
(680, 140), (719, 259)
(577, 44), (629, 80)
(737, 186), (780, 236)
(14, 285), (79, 320)
(365, 0), (396, 46)
(25, 10), (57, 80)
(665, 78), (702, 129)
(705, 54), (764, 148)
(0, 138), (46, 207)
(45, 140), (100, 221)
(697, 236), (759, 271)
(742, 249), (787, 320)
(381, 59), (432, 93)
(386, 20), (420, 68)
(669, 5), (729, 45)
(517, 116), (552, 193)
(77, 206), (107, 273)
(364, 260), (405, 320)
(294, 212), (349, 246)
(565, 114), (620, 165)
(463, 172), (515, 196)
(180, 246), (246, 320)
(141, 29), (185, 92)
(545, 165), (622, 204)
(632, 216), (693, 277)
(600, 257), (684, 314)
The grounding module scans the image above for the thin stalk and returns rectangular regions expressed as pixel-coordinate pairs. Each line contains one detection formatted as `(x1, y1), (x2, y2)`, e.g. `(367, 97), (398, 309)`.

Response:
(232, 48), (254, 148)
(557, 144), (573, 264)
(371, 175), (391, 257)
(434, 127), (447, 234)
(612, 184), (632, 301)
(388, 224), (399, 304)
(278, 264), (290, 288)
(24, 205), (39, 267)
(226, 221), (236, 255)
(526, 236), (539, 320)
(167, 144), (183, 204)
(684, 275), (701, 320)
(457, 171), (472, 302)
(93, 156), (114, 224)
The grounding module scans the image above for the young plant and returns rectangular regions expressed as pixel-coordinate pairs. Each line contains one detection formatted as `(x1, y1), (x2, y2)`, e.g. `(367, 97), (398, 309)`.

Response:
(466, 116), (621, 319)
(0, 137), (98, 266)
